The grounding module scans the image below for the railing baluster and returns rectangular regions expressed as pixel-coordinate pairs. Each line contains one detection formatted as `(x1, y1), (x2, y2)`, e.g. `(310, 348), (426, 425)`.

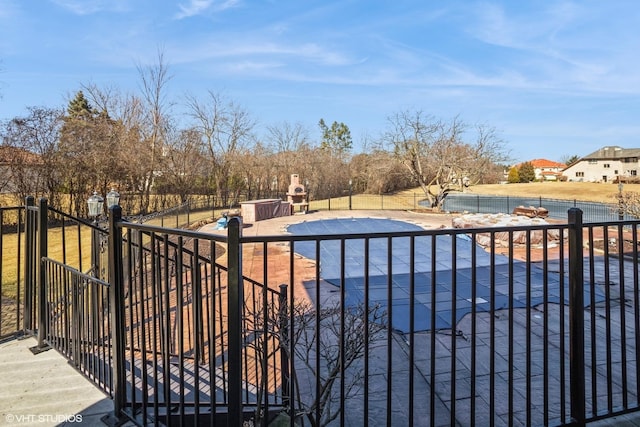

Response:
(106, 204), (126, 424)
(31, 198), (50, 353)
(227, 217), (244, 425)
(568, 208), (585, 425)
(23, 196), (35, 333)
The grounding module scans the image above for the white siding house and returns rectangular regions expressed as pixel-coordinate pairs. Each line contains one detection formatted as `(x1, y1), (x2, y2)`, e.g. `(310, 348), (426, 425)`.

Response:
(562, 146), (640, 183)
(530, 159), (566, 181)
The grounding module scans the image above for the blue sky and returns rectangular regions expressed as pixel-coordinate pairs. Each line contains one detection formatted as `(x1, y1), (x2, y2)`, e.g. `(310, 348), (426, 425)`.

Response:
(0, 0), (638, 163)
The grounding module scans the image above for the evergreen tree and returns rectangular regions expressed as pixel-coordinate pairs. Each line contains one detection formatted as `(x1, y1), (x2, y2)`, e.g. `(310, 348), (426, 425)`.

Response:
(318, 119), (352, 157)
(518, 161), (536, 183)
(507, 166), (520, 183)
(66, 91), (95, 119)
(563, 155), (580, 167)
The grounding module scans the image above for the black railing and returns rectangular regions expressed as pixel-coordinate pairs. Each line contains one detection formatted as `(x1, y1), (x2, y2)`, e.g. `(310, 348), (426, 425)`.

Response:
(239, 212), (640, 425)
(107, 209), (640, 426)
(107, 208), (286, 425)
(43, 258), (113, 394)
(4, 198), (640, 425)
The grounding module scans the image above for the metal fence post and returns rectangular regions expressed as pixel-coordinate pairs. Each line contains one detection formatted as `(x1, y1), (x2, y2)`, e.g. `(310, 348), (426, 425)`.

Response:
(568, 208), (586, 425)
(104, 205), (126, 424)
(227, 217), (244, 424)
(31, 198), (50, 353)
(91, 224), (100, 277)
(23, 196), (35, 332)
(278, 284), (290, 408)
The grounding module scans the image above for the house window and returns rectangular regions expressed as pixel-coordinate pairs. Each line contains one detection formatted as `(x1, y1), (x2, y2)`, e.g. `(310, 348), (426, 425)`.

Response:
(615, 170), (618, 175)
(632, 170), (637, 176)
(576, 172), (584, 177)
(604, 164), (610, 168)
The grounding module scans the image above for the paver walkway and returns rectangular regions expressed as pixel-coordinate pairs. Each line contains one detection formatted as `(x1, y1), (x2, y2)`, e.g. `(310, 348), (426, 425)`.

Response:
(0, 337), (127, 427)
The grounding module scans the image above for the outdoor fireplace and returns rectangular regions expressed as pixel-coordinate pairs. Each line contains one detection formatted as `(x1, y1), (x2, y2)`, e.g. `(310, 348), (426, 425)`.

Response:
(286, 174), (308, 213)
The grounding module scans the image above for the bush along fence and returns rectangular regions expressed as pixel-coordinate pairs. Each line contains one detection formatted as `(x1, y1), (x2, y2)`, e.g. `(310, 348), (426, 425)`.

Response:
(2, 198), (640, 425)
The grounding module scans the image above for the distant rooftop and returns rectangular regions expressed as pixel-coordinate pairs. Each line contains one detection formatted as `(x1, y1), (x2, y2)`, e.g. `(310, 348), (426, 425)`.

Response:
(582, 146), (640, 159)
(514, 158), (566, 169)
(529, 158), (566, 168)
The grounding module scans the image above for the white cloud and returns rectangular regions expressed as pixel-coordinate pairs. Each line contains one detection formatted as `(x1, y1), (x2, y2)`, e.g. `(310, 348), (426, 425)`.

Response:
(166, 36), (357, 69)
(458, 2), (640, 95)
(50, 0), (131, 15)
(175, 0), (240, 19)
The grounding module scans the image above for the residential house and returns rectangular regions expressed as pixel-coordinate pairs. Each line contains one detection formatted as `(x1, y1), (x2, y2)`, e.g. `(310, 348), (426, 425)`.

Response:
(562, 146), (640, 183)
(529, 158), (566, 181)
(512, 159), (566, 181)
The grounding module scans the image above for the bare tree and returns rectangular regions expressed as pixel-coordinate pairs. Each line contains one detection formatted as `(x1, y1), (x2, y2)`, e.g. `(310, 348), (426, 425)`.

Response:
(158, 127), (208, 203)
(381, 110), (507, 208)
(245, 297), (386, 427)
(136, 49), (173, 214)
(616, 191), (640, 219)
(235, 142), (276, 200)
(350, 150), (412, 194)
(266, 121), (310, 153)
(264, 121), (312, 190)
(185, 91), (255, 206)
(56, 90), (137, 216)
(1, 107), (64, 205)
(80, 82), (161, 214)
(288, 302), (386, 426)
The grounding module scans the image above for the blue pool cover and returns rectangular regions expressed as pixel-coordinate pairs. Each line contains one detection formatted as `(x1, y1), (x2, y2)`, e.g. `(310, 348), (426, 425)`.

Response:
(287, 218), (604, 333)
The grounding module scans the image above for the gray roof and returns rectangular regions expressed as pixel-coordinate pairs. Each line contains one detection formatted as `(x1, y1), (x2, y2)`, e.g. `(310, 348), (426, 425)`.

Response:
(583, 146), (640, 160)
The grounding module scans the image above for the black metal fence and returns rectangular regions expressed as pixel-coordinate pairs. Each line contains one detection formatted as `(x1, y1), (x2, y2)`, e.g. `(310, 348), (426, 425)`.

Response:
(126, 192), (629, 227)
(43, 258), (113, 393)
(0, 204), (27, 341)
(442, 193), (625, 222)
(104, 207), (640, 426)
(106, 214), (287, 425)
(3, 198), (640, 426)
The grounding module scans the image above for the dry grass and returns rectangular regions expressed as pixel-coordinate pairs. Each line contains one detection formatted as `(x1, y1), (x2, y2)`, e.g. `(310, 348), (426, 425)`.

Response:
(1, 236), (24, 300)
(1, 225), (96, 300)
(392, 182), (624, 204)
(465, 182), (625, 204)
(309, 193), (420, 211)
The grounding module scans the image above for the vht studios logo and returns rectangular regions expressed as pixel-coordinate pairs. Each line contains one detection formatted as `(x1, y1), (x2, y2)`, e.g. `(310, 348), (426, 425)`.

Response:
(4, 414), (83, 423)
